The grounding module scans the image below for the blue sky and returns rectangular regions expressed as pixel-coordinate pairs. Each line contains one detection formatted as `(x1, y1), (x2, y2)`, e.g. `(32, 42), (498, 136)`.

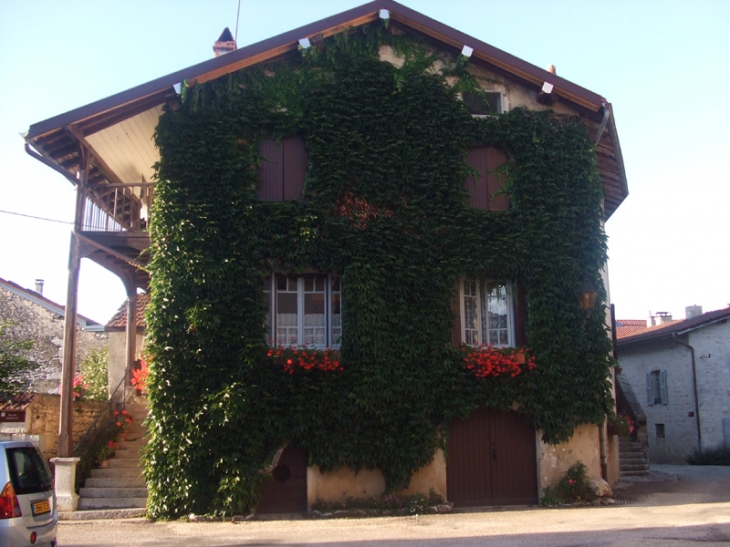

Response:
(1, 0), (729, 324)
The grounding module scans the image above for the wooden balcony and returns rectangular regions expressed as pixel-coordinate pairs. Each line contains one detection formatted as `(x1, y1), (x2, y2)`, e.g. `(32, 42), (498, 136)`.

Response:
(78, 182), (154, 290)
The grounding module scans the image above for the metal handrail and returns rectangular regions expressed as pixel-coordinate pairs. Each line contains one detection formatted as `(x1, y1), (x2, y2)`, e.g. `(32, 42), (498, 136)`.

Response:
(72, 372), (127, 457)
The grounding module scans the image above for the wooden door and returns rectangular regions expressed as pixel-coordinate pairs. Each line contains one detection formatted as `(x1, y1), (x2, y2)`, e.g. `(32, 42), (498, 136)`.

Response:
(447, 407), (537, 507)
(256, 446), (308, 514)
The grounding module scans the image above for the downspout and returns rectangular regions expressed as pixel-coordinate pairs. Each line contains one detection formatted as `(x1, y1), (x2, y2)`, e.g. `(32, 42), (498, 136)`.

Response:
(599, 303), (619, 482)
(594, 103), (610, 145)
(672, 333), (702, 452)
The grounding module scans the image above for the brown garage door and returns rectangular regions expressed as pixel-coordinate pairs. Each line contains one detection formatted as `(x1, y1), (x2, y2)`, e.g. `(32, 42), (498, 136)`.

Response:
(447, 407), (537, 507)
(256, 446), (308, 514)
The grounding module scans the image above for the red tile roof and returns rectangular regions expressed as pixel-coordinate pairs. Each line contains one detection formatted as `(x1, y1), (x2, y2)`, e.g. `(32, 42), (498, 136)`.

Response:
(615, 319), (648, 339)
(105, 294), (149, 330)
(617, 306), (730, 347)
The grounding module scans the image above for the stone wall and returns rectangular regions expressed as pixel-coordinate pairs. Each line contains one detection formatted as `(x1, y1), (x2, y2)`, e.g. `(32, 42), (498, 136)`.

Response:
(0, 285), (107, 393)
(0, 394), (104, 461)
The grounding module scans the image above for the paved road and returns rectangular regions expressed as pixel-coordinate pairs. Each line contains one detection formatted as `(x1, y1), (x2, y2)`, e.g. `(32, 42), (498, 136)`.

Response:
(58, 465), (730, 547)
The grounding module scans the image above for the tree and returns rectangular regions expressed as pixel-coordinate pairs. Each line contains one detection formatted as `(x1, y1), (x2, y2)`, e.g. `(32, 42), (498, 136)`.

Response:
(0, 319), (36, 395)
(79, 347), (108, 401)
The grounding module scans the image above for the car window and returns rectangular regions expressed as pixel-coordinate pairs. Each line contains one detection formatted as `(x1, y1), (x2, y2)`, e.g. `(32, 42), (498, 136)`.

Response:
(6, 447), (52, 495)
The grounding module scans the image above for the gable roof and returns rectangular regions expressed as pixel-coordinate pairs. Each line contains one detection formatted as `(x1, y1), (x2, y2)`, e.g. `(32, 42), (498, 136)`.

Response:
(105, 293), (149, 331)
(615, 319), (650, 339)
(617, 307), (730, 347)
(0, 276), (100, 328)
(25, 0), (627, 218)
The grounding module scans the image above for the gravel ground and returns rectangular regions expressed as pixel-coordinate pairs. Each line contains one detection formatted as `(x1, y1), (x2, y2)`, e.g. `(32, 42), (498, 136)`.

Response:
(57, 465), (730, 547)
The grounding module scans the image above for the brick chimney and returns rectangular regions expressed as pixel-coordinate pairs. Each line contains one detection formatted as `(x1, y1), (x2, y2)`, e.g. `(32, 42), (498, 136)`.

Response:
(685, 305), (703, 319)
(213, 27), (236, 57)
(34, 279), (44, 295)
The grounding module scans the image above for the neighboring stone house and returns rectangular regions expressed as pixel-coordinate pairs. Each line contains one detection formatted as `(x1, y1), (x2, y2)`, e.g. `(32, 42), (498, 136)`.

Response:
(105, 294), (148, 394)
(617, 306), (730, 463)
(0, 276), (107, 393)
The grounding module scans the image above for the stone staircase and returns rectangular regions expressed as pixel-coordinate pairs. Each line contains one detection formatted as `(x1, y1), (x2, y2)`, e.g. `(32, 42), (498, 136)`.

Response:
(619, 437), (650, 477)
(73, 399), (149, 518)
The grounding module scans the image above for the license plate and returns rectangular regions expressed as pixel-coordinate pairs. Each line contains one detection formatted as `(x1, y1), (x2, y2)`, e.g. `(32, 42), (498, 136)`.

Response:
(32, 500), (50, 516)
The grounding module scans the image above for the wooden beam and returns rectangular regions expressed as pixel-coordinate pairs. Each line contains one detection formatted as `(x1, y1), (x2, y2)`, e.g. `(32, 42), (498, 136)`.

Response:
(58, 148), (89, 457)
(66, 125), (127, 187)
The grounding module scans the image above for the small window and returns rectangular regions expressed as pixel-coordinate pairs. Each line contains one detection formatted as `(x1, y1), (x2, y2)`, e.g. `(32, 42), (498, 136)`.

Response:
(655, 423), (665, 439)
(646, 370), (668, 406)
(264, 273), (341, 348)
(460, 279), (514, 347)
(463, 91), (502, 115)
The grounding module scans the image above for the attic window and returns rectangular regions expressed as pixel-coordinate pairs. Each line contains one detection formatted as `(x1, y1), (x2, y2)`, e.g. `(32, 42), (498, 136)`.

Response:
(463, 91), (502, 115)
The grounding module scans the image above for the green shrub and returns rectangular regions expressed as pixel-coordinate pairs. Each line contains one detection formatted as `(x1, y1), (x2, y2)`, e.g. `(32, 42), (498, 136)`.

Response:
(540, 461), (596, 506)
(80, 348), (108, 401)
(311, 489), (443, 513)
(687, 445), (730, 466)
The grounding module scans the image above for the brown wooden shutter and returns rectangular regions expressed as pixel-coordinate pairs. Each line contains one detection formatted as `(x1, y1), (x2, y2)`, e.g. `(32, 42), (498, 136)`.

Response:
(282, 136), (307, 201)
(465, 147), (509, 211)
(465, 146), (489, 210)
(258, 138), (283, 201)
(485, 148), (509, 211)
(451, 278), (462, 347)
(513, 283), (527, 346)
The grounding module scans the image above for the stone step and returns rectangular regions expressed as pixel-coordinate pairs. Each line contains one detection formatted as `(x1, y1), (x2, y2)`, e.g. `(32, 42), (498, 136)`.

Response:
(103, 457), (142, 469)
(84, 477), (146, 488)
(59, 508), (146, 520)
(114, 444), (146, 453)
(620, 469), (650, 477)
(78, 497), (147, 510)
(90, 467), (144, 479)
(619, 453), (646, 462)
(79, 487), (148, 498)
(620, 464), (650, 472)
(619, 441), (645, 448)
(619, 449), (647, 457)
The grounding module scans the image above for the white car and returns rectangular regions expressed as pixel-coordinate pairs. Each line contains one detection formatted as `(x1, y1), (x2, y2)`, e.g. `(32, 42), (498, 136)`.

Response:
(0, 441), (57, 547)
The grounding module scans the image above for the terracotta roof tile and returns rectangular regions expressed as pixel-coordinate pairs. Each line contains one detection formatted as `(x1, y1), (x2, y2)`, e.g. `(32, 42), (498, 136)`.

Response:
(617, 306), (730, 347)
(105, 293), (149, 330)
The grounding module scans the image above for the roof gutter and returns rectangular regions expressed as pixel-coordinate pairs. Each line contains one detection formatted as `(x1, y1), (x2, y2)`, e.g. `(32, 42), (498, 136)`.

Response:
(672, 333), (702, 453)
(25, 143), (77, 186)
(594, 103), (610, 145)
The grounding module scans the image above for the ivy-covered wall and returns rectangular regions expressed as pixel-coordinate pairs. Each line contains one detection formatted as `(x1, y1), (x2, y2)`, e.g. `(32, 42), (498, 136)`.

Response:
(144, 23), (614, 518)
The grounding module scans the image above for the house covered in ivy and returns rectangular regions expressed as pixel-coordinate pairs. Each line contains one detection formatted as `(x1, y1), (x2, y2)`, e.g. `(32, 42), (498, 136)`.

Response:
(25, 0), (628, 516)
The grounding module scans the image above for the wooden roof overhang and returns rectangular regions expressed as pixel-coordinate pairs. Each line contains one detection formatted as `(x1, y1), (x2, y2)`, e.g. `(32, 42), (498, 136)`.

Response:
(25, 0), (627, 221)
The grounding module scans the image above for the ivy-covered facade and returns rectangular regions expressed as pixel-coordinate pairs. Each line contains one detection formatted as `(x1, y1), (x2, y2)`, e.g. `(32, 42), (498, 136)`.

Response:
(26, 0), (628, 518)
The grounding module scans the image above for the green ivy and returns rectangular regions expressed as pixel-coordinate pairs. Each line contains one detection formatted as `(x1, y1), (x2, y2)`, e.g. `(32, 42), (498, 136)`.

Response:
(144, 23), (613, 518)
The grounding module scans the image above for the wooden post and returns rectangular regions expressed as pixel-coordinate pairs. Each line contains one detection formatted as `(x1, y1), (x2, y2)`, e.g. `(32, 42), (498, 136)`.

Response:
(58, 148), (88, 457)
(125, 284), (137, 402)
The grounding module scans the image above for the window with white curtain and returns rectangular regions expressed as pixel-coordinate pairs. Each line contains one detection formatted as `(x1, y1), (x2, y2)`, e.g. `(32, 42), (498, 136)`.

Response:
(460, 279), (514, 347)
(264, 273), (341, 348)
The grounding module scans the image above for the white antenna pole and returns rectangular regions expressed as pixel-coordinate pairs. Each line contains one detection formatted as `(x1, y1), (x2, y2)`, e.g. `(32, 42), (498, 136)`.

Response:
(235, 0), (242, 43)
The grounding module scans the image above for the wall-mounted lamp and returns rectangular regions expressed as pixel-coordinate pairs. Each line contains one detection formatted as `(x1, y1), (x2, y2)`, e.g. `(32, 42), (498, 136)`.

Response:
(461, 45), (474, 58)
(576, 280), (598, 312)
(299, 37), (311, 49)
(173, 82), (182, 95)
(379, 9), (390, 19)
(541, 82), (554, 94)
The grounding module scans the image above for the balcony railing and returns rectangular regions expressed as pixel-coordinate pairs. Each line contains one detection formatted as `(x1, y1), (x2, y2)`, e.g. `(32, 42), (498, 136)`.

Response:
(83, 182), (155, 232)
